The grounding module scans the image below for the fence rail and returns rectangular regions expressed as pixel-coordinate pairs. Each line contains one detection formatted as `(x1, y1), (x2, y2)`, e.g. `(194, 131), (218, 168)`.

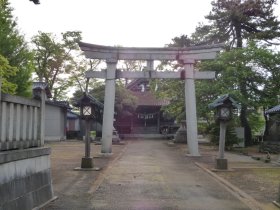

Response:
(0, 94), (42, 151)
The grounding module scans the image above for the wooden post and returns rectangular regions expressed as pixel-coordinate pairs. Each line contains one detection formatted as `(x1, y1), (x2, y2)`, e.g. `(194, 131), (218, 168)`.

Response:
(80, 118), (94, 169)
(216, 121), (228, 170)
(218, 122), (227, 159)
(85, 119), (91, 158)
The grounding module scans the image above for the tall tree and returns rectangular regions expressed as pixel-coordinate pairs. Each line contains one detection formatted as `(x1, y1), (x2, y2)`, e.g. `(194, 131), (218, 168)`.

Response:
(32, 31), (82, 100)
(198, 42), (280, 145)
(194, 0), (280, 47)
(0, 0), (34, 97)
(192, 0), (280, 146)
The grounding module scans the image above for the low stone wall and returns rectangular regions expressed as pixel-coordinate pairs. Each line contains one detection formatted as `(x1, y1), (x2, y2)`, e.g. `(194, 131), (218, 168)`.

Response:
(0, 147), (54, 210)
(259, 141), (280, 154)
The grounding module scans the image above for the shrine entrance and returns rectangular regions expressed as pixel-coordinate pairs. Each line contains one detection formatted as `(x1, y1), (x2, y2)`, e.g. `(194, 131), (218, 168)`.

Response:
(79, 42), (223, 156)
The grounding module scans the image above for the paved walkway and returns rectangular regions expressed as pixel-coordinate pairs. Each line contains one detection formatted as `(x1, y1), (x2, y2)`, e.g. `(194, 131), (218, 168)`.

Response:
(89, 140), (250, 210)
(43, 140), (280, 210)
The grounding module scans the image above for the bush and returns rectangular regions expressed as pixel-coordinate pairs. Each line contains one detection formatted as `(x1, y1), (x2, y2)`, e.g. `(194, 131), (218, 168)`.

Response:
(207, 122), (241, 150)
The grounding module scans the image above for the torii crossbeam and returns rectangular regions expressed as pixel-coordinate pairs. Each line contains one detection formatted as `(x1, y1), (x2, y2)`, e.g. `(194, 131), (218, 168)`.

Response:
(79, 42), (223, 156)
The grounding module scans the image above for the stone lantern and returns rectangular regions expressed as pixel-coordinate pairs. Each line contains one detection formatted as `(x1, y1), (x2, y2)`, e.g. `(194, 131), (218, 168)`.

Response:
(209, 94), (240, 170)
(80, 93), (95, 120)
(79, 93), (97, 169)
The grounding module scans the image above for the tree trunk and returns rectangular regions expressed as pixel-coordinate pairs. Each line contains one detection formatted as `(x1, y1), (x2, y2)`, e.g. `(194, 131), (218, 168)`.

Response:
(235, 22), (243, 48)
(235, 23), (253, 146)
(263, 106), (269, 140)
(240, 80), (252, 146)
(240, 104), (252, 146)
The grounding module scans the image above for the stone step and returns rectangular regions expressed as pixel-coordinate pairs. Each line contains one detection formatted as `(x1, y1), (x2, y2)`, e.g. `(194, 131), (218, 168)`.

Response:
(131, 126), (159, 134)
(122, 133), (174, 139)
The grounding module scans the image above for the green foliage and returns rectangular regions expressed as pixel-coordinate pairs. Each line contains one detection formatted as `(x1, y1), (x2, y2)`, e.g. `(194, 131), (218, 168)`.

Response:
(115, 82), (137, 113)
(198, 42), (280, 145)
(194, 0), (280, 47)
(208, 122), (241, 149)
(153, 79), (185, 121)
(248, 111), (265, 136)
(197, 121), (209, 135)
(0, 0), (34, 96)
(196, 0), (280, 146)
(31, 31), (83, 99)
(0, 54), (18, 94)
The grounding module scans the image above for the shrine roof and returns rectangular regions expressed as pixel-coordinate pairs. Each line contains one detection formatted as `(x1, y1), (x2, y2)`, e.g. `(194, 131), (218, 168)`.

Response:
(126, 78), (149, 91)
(265, 105), (280, 115)
(131, 91), (170, 107)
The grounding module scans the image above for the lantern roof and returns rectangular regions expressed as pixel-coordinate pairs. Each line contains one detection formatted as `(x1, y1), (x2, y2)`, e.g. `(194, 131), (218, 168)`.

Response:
(208, 94), (240, 109)
(74, 93), (104, 109)
(265, 105), (280, 115)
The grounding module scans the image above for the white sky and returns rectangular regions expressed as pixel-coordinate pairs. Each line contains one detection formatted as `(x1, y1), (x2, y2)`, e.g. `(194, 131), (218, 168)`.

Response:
(9, 0), (280, 48)
(9, 0), (216, 47)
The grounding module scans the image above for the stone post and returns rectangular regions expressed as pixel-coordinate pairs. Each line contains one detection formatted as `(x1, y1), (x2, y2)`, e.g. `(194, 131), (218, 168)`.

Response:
(39, 88), (46, 146)
(101, 59), (117, 154)
(183, 59), (200, 156)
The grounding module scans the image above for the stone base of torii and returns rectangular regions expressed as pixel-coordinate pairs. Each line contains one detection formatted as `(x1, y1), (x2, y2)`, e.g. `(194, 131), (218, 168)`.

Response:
(78, 42), (223, 156)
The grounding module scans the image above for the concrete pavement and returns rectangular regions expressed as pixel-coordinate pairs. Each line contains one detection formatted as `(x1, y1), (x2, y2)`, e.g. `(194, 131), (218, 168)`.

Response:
(89, 140), (250, 210)
(42, 139), (274, 210)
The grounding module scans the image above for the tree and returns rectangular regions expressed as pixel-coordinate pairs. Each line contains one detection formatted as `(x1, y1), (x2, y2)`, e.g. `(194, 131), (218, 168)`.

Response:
(0, 54), (18, 94)
(32, 31), (82, 100)
(0, 0), (34, 97)
(151, 35), (194, 122)
(194, 0), (280, 47)
(198, 42), (280, 145)
(192, 0), (280, 146)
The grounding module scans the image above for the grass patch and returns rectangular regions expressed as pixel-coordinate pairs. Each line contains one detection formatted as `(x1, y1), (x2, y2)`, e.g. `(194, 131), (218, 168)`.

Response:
(251, 168), (280, 185)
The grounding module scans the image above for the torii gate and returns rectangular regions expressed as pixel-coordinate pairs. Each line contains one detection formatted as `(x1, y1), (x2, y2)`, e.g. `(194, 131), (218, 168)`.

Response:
(79, 42), (223, 156)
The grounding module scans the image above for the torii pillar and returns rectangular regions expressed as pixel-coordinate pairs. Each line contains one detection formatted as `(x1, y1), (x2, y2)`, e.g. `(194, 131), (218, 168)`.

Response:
(101, 59), (117, 154)
(183, 59), (199, 156)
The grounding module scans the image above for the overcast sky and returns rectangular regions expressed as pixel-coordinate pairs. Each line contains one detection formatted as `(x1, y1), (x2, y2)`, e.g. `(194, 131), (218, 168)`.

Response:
(9, 0), (280, 48)
(9, 0), (213, 47)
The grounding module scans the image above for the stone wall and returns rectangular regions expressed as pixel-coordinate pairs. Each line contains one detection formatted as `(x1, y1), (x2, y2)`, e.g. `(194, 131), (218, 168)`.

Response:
(0, 147), (54, 210)
(0, 94), (42, 151)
